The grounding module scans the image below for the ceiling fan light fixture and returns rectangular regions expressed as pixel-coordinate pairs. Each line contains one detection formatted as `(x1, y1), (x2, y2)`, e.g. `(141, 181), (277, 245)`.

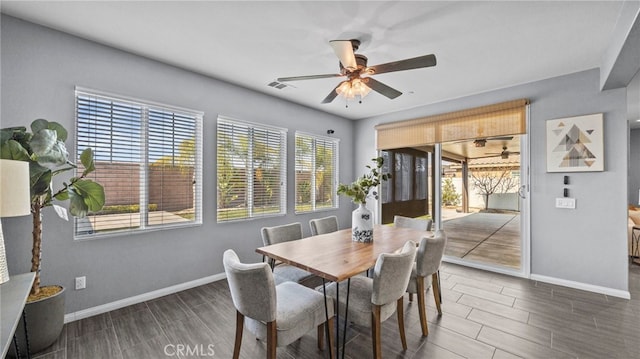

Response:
(474, 139), (487, 147)
(336, 78), (371, 101)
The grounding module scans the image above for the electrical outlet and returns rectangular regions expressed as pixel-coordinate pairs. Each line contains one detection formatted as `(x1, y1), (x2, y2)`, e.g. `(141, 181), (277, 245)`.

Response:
(75, 276), (86, 290)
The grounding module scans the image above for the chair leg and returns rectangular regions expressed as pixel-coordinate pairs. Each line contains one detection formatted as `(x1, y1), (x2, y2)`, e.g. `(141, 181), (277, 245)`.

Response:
(233, 311), (244, 359)
(266, 320), (277, 359)
(416, 276), (428, 336)
(397, 297), (407, 350)
(327, 317), (336, 359)
(409, 293), (413, 302)
(432, 272), (442, 315)
(371, 305), (382, 359)
(317, 323), (324, 350)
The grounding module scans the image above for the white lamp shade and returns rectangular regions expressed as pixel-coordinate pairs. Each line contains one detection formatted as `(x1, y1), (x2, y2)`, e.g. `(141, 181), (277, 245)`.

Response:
(0, 159), (31, 217)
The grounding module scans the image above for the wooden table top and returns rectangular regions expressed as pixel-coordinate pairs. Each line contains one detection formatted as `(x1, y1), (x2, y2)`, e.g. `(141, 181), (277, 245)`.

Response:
(256, 225), (429, 282)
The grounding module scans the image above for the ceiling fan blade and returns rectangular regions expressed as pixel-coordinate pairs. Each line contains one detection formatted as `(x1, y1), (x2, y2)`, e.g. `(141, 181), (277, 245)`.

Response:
(277, 73), (343, 82)
(330, 40), (357, 71)
(364, 77), (402, 99)
(321, 81), (346, 104)
(369, 54), (437, 75)
(488, 136), (514, 141)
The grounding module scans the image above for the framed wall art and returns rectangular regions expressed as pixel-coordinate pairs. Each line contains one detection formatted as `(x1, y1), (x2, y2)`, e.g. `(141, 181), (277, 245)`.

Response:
(546, 113), (604, 172)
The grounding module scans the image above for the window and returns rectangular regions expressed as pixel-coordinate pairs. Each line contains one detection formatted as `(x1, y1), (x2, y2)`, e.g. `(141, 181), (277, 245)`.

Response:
(295, 132), (339, 213)
(217, 117), (286, 222)
(75, 88), (203, 237)
(395, 152), (414, 201)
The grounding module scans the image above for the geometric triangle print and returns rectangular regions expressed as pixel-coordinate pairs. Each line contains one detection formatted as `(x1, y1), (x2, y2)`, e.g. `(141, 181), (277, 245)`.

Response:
(574, 142), (596, 159)
(566, 124), (592, 145)
(547, 113), (603, 172)
(554, 134), (574, 152)
(559, 145), (596, 167)
(577, 129), (592, 145)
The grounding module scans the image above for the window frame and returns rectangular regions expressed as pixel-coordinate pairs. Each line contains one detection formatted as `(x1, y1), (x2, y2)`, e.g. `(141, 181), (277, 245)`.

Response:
(216, 116), (287, 223)
(294, 131), (339, 214)
(74, 87), (203, 239)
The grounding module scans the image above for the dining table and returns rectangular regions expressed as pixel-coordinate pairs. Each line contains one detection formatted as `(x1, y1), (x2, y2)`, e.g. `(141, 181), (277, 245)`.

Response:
(256, 224), (430, 358)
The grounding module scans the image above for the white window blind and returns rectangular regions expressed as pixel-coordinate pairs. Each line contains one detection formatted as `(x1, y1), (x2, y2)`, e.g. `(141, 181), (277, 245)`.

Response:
(295, 132), (339, 213)
(75, 88), (203, 237)
(217, 117), (286, 222)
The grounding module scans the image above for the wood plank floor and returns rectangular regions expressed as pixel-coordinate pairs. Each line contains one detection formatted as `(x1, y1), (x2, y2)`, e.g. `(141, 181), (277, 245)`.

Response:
(32, 261), (640, 359)
(443, 213), (522, 269)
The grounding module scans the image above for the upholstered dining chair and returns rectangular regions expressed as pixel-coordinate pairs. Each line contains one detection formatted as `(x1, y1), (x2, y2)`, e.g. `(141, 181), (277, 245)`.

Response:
(261, 222), (315, 285)
(406, 230), (447, 336)
(323, 241), (417, 359)
(309, 215), (339, 236)
(393, 215), (432, 231)
(223, 250), (335, 359)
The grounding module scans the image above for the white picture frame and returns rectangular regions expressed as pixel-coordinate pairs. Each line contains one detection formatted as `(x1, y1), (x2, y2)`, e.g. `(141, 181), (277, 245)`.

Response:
(546, 113), (604, 172)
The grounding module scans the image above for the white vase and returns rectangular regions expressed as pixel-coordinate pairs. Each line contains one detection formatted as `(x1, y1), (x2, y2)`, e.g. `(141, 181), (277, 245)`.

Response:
(352, 203), (373, 243)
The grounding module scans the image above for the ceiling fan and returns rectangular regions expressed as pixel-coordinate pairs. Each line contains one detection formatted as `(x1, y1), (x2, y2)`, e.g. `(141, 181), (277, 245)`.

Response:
(473, 136), (514, 147)
(485, 146), (520, 159)
(276, 39), (437, 104)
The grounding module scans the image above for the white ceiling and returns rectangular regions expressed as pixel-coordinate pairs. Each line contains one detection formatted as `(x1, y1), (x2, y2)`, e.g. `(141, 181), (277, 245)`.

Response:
(0, 1), (629, 122)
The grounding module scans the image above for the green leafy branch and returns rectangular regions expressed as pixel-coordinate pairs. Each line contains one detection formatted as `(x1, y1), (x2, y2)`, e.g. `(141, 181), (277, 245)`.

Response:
(337, 157), (391, 204)
(0, 119), (105, 218)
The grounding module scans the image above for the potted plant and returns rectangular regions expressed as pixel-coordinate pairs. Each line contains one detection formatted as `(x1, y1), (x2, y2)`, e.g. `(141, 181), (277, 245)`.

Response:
(0, 119), (105, 354)
(337, 157), (390, 242)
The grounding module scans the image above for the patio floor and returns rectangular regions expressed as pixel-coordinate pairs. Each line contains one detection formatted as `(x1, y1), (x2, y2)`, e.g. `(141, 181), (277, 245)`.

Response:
(442, 211), (521, 269)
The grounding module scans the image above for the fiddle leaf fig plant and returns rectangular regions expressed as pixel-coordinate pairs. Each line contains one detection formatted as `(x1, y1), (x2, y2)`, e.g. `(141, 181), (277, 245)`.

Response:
(0, 119), (105, 296)
(337, 157), (391, 205)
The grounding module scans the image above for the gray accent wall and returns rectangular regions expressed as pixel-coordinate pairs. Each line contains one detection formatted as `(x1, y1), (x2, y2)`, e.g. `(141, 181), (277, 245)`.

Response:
(631, 129), (640, 206)
(0, 15), (354, 313)
(629, 70), (640, 206)
(355, 68), (629, 292)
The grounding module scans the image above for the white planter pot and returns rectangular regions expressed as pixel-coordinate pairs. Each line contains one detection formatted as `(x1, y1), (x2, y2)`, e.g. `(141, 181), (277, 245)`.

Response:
(352, 203), (373, 243)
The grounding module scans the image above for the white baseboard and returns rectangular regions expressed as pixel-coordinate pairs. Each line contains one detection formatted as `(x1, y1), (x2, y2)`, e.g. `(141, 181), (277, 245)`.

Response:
(64, 272), (227, 323)
(530, 274), (630, 299)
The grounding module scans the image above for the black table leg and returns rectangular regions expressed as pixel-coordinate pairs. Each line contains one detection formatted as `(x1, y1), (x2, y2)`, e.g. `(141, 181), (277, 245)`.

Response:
(321, 279), (332, 358)
(22, 310), (31, 359)
(341, 278), (351, 359)
(336, 281), (340, 357)
(12, 333), (22, 359)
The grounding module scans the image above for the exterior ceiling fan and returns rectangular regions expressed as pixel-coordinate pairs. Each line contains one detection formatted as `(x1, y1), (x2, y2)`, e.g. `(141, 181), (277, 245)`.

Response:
(473, 136), (514, 147)
(277, 39), (437, 104)
(485, 146), (520, 159)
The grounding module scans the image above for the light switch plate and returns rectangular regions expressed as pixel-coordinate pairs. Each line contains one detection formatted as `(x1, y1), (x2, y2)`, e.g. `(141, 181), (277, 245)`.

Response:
(555, 198), (576, 209)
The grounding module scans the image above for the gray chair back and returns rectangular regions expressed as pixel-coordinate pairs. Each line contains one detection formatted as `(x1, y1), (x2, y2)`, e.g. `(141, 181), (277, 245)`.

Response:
(261, 222), (303, 246)
(394, 215), (432, 231)
(371, 241), (417, 306)
(416, 230), (447, 277)
(223, 249), (276, 323)
(309, 216), (339, 236)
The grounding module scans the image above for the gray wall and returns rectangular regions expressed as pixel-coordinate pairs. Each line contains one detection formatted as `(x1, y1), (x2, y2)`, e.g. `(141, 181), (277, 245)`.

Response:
(629, 69), (640, 206)
(631, 129), (640, 206)
(355, 68), (629, 292)
(0, 15), (355, 313)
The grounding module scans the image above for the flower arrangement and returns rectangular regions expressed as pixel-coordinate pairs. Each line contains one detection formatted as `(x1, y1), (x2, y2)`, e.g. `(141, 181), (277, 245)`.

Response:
(337, 157), (391, 204)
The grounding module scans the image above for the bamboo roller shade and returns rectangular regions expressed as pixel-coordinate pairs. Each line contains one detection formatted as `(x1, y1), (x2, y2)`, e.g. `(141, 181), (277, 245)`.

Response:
(375, 99), (529, 150)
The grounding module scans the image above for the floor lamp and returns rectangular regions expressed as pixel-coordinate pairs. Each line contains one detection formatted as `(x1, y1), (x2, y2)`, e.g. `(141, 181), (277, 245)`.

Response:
(0, 159), (31, 284)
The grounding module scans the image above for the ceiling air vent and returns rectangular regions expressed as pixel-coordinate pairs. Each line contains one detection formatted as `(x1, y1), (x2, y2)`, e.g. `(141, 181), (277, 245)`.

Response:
(267, 81), (295, 90)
